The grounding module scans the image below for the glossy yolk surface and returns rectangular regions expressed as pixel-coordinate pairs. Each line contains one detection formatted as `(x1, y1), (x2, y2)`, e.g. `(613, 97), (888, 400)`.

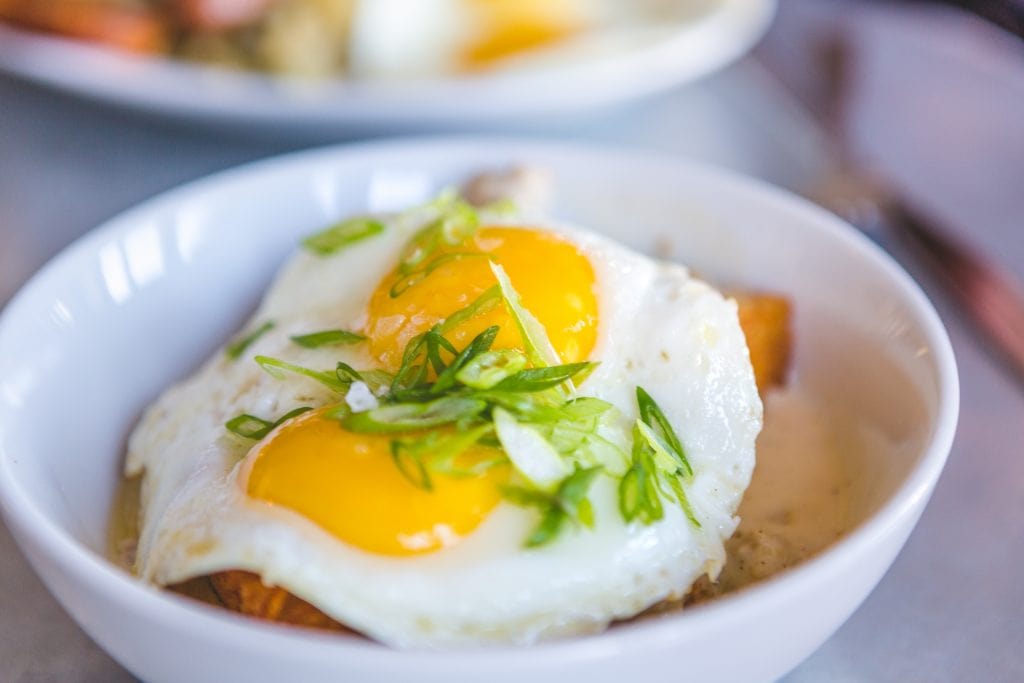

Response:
(245, 226), (597, 557)
(246, 409), (507, 556)
(460, 0), (586, 69)
(367, 226), (598, 372)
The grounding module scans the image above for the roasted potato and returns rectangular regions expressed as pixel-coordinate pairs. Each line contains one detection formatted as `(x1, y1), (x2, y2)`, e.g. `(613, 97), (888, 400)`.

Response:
(733, 292), (792, 394)
(206, 571), (349, 632)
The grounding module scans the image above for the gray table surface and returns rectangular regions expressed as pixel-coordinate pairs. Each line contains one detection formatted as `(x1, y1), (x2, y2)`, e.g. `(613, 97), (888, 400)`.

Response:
(2, 1), (1023, 680)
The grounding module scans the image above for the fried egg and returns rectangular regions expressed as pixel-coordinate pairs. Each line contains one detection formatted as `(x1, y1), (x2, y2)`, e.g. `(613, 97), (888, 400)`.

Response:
(127, 193), (762, 647)
(347, 0), (703, 78)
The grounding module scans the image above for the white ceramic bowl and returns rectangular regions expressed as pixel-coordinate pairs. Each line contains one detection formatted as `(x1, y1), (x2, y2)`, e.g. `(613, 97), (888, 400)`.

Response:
(0, 138), (958, 683)
(0, 0), (774, 133)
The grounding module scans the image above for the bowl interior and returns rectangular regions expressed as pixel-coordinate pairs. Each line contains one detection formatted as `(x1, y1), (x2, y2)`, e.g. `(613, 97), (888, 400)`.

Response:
(0, 139), (947, 622)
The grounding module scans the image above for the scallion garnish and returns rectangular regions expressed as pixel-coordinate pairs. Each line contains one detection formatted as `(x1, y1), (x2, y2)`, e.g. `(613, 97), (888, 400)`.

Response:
(492, 362), (598, 393)
(225, 321), (275, 360)
(342, 396), (488, 434)
(636, 386), (693, 478)
(302, 217), (384, 256)
(455, 349), (528, 389)
(290, 329), (366, 348)
(619, 388), (700, 528)
(255, 356), (350, 393)
(619, 424), (665, 524)
(397, 193), (480, 273)
(225, 406), (312, 441)
(431, 326), (498, 394)
(502, 466), (602, 548)
(489, 262), (561, 369)
(390, 440), (433, 491)
(493, 407), (571, 490)
(390, 252), (493, 298)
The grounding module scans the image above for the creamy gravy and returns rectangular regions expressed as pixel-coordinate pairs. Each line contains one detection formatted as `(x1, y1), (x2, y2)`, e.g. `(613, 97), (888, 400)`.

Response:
(702, 388), (854, 597)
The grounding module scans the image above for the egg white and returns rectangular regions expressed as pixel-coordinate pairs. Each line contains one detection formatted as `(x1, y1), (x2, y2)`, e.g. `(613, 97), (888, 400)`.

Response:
(127, 203), (761, 648)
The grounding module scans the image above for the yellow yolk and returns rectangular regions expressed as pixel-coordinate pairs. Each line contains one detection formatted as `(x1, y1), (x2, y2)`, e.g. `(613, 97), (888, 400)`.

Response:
(460, 0), (586, 69)
(366, 226), (598, 372)
(245, 226), (597, 557)
(246, 409), (507, 556)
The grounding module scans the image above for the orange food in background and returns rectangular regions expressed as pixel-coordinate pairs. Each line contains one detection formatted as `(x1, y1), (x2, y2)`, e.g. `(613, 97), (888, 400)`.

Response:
(0, 0), (167, 53)
(460, 0), (586, 69)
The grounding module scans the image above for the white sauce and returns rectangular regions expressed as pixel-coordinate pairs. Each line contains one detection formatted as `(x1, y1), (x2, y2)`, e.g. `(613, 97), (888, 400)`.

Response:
(688, 387), (854, 601)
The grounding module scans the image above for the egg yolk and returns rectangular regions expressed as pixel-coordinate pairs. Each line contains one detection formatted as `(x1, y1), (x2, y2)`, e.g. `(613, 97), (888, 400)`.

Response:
(245, 226), (598, 557)
(367, 226), (598, 371)
(246, 408), (507, 556)
(460, 0), (586, 69)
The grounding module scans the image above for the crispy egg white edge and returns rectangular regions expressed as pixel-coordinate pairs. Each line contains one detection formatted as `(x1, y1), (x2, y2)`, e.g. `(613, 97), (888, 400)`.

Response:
(126, 208), (761, 648)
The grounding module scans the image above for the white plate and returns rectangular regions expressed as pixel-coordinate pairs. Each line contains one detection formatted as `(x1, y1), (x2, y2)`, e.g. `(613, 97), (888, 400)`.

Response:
(0, 0), (774, 132)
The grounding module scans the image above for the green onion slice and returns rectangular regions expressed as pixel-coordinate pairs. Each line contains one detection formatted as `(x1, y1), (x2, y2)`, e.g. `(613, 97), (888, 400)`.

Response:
(493, 407), (570, 489)
(493, 362), (598, 393)
(636, 386), (692, 477)
(489, 262), (561, 369)
(225, 321), (274, 360)
(225, 406), (312, 441)
(303, 217), (384, 256)
(255, 356), (348, 393)
(342, 396), (487, 434)
(290, 329), (365, 348)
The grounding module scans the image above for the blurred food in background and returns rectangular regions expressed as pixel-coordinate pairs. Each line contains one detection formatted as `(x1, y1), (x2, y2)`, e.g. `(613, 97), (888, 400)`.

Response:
(0, 0), (716, 78)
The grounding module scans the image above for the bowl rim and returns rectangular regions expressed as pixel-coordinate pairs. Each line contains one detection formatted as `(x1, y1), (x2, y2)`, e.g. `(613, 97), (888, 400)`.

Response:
(0, 135), (959, 668)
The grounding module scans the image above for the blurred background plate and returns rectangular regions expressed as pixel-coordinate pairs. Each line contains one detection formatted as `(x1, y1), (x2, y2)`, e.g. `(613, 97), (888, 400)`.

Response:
(0, 0), (774, 133)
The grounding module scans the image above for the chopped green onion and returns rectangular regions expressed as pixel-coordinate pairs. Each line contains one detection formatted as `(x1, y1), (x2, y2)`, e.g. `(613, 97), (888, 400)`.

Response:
(225, 321), (274, 360)
(493, 362), (598, 393)
(437, 286), (501, 335)
(225, 406), (312, 441)
(343, 396), (487, 434)
(502, 465), (603, 548)
(556, 465), (601, 528)
(489, 262), (561, 369)
(432, 326), (499, 393)
(618, 426), (665, 525)
(525, 507), (566, 547)
(391, 425), (502, 479)
(397, 194), (480, 272)
(254, 356), (348, 393)
(456, 349), (528, 389)
(493, 407), (570, 489)
(390, 252), (493, 298)
(666, 472), (701, 528)
(290, 329), (366, 348)
(634, 420), (685, 474)
(390, 441), (433, 491)
(303, 217), (384, 256)
(636, 386), (692, 477)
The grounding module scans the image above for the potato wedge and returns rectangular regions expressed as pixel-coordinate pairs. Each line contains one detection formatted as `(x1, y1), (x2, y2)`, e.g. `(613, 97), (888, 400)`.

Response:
(207, 571), (350, 632)
(733, 292), (792, 394)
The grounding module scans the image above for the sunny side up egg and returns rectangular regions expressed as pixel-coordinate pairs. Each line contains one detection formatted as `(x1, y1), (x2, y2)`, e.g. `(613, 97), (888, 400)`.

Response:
(126, 192), (762, 648)
(349, 0), (621, 78)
